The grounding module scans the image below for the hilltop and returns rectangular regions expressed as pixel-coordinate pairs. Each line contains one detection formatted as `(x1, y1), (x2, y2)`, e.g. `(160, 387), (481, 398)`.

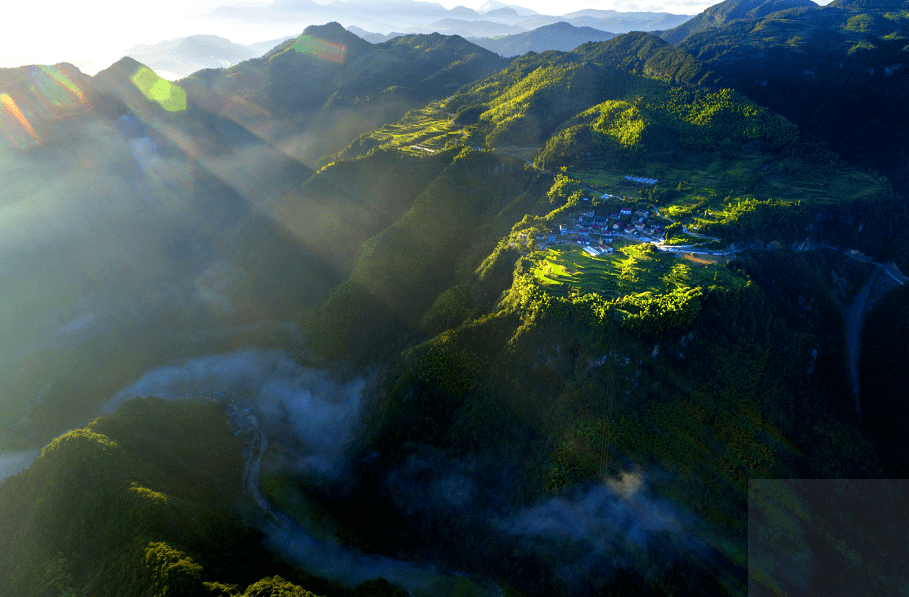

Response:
(468, 22), (618, 57)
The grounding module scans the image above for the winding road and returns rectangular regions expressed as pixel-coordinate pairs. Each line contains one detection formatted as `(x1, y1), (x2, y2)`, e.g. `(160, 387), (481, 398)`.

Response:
(216, 393), (501, 597)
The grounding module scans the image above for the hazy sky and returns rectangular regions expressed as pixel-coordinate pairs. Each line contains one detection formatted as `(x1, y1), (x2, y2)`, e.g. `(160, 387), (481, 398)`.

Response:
(0, 0), (828, 69)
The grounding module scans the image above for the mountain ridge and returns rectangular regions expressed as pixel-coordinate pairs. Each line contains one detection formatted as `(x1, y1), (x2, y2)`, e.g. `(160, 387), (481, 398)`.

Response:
(659, 0), (817, 44)
(468, 22), (619, 57)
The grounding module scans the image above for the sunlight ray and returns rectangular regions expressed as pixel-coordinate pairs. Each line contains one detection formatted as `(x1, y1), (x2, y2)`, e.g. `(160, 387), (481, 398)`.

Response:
(0, 93), (41, 145)
(38, 65), (88, 105)
(131, 66), (187, 112)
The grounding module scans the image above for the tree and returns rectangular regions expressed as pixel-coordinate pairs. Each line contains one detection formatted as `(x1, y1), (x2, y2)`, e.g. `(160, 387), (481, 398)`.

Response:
(243, 576), (319, 597)
(548, 173), (582, 205)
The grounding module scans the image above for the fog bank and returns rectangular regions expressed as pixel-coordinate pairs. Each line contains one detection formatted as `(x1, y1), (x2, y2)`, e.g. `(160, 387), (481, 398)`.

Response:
(0, 449), (40, 481)
(103, 349), (366, 475)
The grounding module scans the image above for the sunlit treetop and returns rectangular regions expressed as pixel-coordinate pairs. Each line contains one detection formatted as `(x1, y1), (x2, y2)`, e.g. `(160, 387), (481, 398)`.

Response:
(131, 66), (187, 112)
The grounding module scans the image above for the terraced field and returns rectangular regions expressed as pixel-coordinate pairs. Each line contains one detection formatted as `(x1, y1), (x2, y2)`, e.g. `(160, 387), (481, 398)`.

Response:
(355, 102), (467, 156)
(532, 242), (745, 300)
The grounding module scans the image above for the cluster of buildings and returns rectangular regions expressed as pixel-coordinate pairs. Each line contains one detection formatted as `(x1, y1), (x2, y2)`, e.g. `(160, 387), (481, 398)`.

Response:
(535, 204), (665, 253)
(583, 245), (610, 257)
(623, 175), (658, 185)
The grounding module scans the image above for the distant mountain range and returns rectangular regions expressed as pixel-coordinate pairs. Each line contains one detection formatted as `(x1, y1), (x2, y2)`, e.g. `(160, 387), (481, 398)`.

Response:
(207, 0), (693, 40)
(119, 34), (296, 79)
(467, 22), (619, 57)
(111, 0), (693, 80)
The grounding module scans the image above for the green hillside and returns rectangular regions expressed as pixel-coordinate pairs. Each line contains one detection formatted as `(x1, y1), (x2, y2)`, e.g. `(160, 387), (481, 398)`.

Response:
(659, 0), (817, 44)
(1, 398), (277, 596)
(257, 34), (904, 595)
(308, 147), (550, 362)
(328, 31), (886, 260)
(3, 19), (909, 597)
(0, 397), (424, 596)
(663, 0), (909, 257)
(319, 231), (887, 597)
(180, 24), (507, 166)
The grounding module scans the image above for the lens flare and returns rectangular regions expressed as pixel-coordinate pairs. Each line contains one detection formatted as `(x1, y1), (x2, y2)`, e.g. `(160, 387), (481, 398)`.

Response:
(39, 66), (87, 105)
(0, 93), (41, 145)
(131, 66), (187, 112)
(293, 36), (346, 64)
(24, 65), (87, 112)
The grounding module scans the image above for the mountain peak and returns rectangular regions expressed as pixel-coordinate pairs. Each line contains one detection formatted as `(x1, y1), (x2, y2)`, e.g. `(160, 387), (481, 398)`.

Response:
(449, 5), (480, 17)
(485, 6), (520, 17)
(478, 0), (537, 15)
(705, 0), (817, 22)
(302, 21), (370, 48)
(94, 56), (144, 79)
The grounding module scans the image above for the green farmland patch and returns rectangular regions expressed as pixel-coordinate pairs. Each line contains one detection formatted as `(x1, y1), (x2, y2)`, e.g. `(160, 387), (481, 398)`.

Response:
(337, 101), (469, 159)
(663, 230), (706, 246)
(531, 242), (745, 300)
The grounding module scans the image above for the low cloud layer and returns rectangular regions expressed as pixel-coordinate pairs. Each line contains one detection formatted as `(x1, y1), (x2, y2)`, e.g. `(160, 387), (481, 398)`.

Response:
(103, 349), (366, 476)
(0, 449), (40, 482)
(99, 353), (710, 595)
(498, 470), (693, 588)
(263, 511), (498, 597)
(503, 471), (683, 546)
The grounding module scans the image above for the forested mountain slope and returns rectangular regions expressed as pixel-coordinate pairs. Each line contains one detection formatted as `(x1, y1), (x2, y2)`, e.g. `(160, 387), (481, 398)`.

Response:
(0, 398), (258, 596)
(0, 397), (409, 596)
(181, 23), (508, 166)
(307, 29), (889, 366)
(3, 19), (909, 597)
(255, 32), (903, 595)
(658, 0), (815, 44)
(658, 0), (909, 257)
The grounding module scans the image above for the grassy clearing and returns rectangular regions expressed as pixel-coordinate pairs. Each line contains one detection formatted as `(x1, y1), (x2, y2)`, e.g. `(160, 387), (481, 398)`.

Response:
(663, 231), (706, 246)
(580, 149), (879, 212)
(531, 242), (744, 300)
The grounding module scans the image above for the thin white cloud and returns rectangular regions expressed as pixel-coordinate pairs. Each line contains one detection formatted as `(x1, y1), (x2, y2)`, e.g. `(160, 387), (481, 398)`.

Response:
(1, 0), (712, 65)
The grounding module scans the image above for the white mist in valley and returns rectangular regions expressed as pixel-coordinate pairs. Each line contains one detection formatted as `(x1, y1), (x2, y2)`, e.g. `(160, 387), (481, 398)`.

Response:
(102, 349), (366, 475)
(98, 352), (715, 595)
(497, 470), (695, 586)
(102, 349), (500, 596)
(0, 449), (40, 482)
